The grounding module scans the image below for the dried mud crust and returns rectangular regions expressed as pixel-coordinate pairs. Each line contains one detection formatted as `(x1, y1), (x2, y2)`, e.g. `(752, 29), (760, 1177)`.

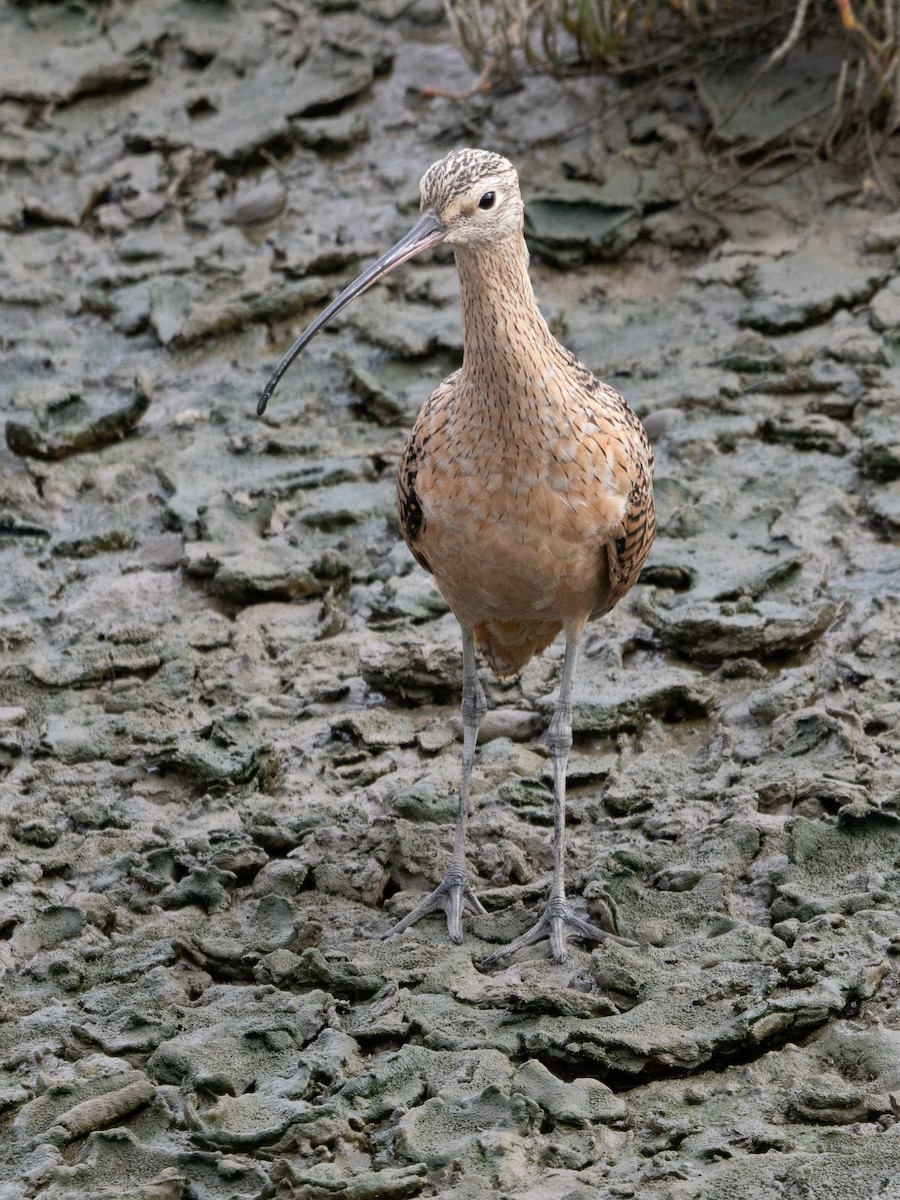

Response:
(2, 2), (900, 1198)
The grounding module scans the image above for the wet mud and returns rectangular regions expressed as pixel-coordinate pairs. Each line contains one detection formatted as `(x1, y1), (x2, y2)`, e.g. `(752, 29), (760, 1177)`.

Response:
(2, 2), (900, 1197)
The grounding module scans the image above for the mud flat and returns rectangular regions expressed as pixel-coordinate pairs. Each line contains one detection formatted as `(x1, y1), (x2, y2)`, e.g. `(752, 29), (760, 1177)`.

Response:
(2, 2), (900, 1197)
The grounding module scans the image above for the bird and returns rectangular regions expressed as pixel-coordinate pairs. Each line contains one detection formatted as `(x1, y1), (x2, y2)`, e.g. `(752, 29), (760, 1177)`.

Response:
(257, 148), (655, 964)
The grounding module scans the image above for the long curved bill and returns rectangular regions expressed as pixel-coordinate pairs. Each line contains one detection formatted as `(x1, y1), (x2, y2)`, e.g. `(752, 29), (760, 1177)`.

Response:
(257, 211), (445, 415)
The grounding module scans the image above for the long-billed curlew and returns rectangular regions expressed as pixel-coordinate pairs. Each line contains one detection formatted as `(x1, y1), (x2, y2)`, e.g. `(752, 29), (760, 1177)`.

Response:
(257, 149), (655, 964)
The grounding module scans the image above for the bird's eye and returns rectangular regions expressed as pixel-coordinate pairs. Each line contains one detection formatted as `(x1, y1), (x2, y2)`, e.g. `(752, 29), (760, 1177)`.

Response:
(478, 191), (496, 210)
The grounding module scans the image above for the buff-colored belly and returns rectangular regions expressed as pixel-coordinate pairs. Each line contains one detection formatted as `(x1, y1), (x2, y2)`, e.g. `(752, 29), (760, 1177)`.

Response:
(415, 464), (623, 629)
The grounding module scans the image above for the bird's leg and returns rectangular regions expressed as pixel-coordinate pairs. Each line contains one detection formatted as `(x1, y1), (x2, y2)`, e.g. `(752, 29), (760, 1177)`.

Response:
(382, 626), (487, 944)
(482, 636), (633, 966)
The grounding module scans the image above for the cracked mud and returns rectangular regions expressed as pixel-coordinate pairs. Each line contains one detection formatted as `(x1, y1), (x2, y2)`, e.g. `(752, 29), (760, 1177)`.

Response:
(2, 3), (900, 1198)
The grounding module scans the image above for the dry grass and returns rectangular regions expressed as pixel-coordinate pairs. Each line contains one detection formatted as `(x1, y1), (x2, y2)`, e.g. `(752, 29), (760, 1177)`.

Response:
(441, 0), (900, 137)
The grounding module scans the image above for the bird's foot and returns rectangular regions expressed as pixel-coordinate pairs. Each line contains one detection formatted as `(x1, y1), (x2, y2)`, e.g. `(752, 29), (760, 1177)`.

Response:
(481, 896), (637, 966)
(382, 861), (486, 945)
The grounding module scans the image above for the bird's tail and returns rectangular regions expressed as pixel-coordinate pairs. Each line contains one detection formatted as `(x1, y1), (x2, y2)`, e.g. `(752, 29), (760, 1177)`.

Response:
(474, 618), (561, 679)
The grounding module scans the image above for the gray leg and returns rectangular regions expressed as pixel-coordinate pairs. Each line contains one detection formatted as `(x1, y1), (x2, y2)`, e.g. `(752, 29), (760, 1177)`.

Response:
(383, 625), (486, 944)
(482, 635), (635, 966)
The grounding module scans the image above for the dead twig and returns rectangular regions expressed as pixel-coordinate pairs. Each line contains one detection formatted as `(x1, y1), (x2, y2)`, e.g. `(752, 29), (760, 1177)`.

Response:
(863, 114), (900, 201)
(766, 0), (811, 68)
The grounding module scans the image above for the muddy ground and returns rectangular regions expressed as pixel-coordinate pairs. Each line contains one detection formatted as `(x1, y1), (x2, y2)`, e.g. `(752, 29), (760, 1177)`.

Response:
(2, 2), (900, 1198)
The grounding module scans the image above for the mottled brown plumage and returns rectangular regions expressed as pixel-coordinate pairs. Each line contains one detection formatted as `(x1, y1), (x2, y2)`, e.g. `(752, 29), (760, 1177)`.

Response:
(257, 148), (654, 964)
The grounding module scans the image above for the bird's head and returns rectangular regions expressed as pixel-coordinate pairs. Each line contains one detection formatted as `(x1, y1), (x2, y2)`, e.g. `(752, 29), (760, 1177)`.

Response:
(419, 148), (523, 247)
(257, 147), (521, 415)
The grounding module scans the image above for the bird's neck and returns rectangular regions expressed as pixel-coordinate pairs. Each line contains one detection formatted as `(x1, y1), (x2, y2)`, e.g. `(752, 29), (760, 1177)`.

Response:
(454, 233), (560, 399)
